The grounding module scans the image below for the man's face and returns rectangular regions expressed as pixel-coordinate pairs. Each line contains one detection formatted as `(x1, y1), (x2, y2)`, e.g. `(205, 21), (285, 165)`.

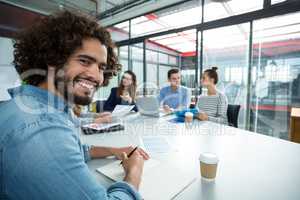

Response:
(55, 38), (107, 105)
(169, 72), (181, 87)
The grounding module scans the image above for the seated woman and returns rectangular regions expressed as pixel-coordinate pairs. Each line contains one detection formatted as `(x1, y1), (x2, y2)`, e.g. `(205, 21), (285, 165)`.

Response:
(104, 70), (138, 112)
(196, 67), (228, 124)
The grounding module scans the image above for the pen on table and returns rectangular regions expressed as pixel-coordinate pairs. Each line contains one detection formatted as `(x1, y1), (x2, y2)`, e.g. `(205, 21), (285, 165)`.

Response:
(120, 146), (138, 165)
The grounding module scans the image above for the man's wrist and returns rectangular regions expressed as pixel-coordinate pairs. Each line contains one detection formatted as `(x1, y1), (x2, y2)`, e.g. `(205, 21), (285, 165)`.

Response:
(124, 170), (142, 190)
(108, 147), (117, 156)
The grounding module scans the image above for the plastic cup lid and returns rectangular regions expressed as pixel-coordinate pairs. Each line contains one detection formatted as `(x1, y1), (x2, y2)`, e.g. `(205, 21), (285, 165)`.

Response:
(185, 112), (193, 117)
(199, 152), (219, 164)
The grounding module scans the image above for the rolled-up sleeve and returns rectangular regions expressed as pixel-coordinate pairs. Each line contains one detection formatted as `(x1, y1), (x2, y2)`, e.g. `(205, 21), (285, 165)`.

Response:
(108, 182), (142, 200)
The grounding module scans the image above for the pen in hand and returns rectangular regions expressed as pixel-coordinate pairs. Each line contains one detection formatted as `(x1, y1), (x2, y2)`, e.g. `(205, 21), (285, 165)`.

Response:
(120, 146), (139, 165)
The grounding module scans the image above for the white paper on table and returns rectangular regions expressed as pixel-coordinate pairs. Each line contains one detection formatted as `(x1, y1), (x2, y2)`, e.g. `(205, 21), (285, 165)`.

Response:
(141, 136), (173, 154)
(112, 105), (135, 117)
(96, 159), (196, 200)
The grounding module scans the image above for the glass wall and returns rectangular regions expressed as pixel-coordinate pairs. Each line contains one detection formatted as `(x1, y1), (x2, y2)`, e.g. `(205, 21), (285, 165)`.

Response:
(202, 23), (250, 129)
(0, 37), (20, 101)
(250, 12), (300, 139)
(119, 45), (129, 73)
(129, 43), (144, 93)
(149, 30), (196, 89)
(103, 0), (300, 140)
(145, 38), (180, 93)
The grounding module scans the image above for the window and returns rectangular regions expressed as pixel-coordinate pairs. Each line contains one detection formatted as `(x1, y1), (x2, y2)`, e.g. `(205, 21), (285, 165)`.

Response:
(0, 37), (20, 101)
(130, 43), (144, 89)
(202, 23), (250, 129)
(159, 65), (173, 87)
(149, 30), (196, 88)
(119, 46), (129, 73)
(251, 11), (300, 139)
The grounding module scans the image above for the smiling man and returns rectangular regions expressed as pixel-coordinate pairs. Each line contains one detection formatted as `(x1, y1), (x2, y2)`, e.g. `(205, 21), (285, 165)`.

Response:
(0, 11), (148, 200)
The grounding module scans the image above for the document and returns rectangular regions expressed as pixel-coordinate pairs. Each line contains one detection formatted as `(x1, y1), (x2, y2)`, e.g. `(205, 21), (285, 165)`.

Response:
(142, 136), (172, 154)
(96, 159), (196, 200)
(112, 105), (135, 117)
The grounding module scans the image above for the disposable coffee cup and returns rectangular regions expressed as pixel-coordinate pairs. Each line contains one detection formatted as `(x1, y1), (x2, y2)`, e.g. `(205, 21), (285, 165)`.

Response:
(185, 112), (193, 123)
(199, 153), (219, 181)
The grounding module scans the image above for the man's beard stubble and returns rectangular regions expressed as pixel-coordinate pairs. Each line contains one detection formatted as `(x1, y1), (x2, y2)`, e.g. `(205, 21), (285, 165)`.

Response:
(54, 74), (98, 106)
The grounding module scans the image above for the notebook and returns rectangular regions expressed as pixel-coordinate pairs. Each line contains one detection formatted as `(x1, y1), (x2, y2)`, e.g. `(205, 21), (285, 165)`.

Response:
(96, 159), (196, 200)
(81, 118), (124, 134)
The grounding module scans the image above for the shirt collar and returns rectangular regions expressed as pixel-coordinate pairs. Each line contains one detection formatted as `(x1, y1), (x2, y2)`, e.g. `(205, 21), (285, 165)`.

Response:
(168, 86), (180, 93)
(8, 85), (71, 114)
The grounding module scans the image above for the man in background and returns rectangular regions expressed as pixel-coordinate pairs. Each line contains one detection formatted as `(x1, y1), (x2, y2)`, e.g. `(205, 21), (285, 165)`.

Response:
(158, 68), (191, 112)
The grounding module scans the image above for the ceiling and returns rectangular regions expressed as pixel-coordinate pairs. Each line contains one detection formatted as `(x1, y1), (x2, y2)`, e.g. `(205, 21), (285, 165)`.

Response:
(1, 0), (98, 15)
(0, 0), (148, 16)
(103, 0), (134, 11)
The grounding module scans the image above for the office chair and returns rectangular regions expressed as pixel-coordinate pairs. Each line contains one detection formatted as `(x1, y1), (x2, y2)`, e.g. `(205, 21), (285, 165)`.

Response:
(227, 104), (241, 128)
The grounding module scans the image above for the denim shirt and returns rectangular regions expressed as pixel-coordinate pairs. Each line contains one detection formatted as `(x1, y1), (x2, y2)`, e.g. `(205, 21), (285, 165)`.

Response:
(158, 86), (191, 109)
(0, 85), (142, 200)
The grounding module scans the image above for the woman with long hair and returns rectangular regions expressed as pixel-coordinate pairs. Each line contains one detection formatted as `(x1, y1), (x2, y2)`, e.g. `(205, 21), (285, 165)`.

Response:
(196, 67), (228, 124)
(104, 70), (138, 112)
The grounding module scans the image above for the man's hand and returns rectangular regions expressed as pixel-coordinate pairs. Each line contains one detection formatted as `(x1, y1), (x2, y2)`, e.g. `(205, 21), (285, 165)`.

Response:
(93, 112), (112, 124)
(163, 105), (173, 113)
(97, 112), (112, 118)
(121, 151), (144, 190)
(111, 146), (150, 160)
(197, 112), (208, 121)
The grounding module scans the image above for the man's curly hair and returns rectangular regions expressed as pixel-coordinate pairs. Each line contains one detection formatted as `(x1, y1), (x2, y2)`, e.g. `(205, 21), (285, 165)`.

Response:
(13, 10), (121, 86)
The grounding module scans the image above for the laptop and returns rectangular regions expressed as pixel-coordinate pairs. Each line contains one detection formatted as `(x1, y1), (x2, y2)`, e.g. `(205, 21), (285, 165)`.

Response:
(136, 96), (171, 117)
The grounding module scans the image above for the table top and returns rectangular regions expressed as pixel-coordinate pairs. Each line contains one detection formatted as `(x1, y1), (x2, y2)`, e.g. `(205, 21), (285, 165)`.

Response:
(81, 113), (300, 200)
(291, 107), (300, 117)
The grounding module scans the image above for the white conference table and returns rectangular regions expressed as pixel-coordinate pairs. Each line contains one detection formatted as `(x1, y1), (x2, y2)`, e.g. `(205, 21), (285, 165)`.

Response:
(81, 113), (300, 200)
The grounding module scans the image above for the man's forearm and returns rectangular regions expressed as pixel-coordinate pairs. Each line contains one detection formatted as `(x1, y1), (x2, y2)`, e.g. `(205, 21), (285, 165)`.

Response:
(89, 146), (116, 159)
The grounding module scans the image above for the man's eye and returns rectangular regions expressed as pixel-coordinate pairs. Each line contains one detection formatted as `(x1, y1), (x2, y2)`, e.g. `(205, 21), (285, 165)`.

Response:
(79, 59), (90, 66)
(99, 65), (107, 71)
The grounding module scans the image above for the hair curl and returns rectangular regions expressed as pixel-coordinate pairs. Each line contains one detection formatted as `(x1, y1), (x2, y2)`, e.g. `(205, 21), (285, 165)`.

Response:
(13, 10), (121, 86)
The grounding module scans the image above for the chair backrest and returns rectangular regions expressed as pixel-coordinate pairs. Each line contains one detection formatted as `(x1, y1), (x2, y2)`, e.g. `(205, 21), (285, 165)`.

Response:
(96, 100), (106, 113)
(227, 104), (241, 128)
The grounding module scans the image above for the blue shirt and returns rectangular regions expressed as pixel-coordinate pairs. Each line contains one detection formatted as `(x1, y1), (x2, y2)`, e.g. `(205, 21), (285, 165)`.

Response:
(158, 86), (191, 109)
(0, 85), (142, 200)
